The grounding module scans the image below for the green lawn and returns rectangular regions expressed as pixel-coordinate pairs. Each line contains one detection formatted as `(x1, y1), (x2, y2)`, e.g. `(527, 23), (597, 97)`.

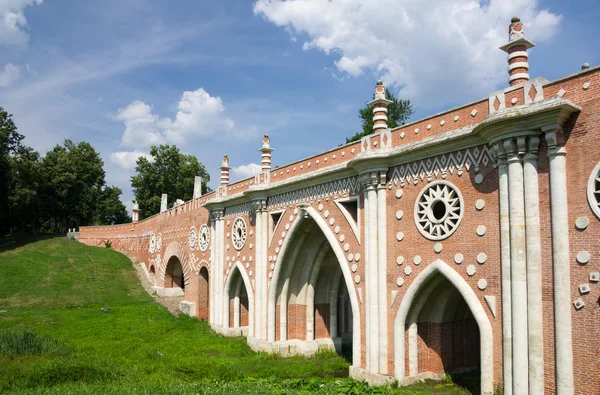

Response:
(0, 237), (471, 394)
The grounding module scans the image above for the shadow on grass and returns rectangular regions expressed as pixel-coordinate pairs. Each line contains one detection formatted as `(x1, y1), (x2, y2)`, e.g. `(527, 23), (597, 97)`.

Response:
(0, 233), (57, 253)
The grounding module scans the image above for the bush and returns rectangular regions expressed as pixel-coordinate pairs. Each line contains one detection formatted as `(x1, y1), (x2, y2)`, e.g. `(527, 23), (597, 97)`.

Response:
(104, 239), (112, 248)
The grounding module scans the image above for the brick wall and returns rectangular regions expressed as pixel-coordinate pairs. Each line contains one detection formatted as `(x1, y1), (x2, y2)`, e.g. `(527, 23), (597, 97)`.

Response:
(287, 304), (307, 340)
(417, 319), (480, 374)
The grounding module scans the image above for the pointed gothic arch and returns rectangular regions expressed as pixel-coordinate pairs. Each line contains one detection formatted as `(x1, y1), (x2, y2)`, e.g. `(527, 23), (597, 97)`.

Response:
(393, 259), (493, 394)
(267, 205), (361, 366)
(223, 262), (255, 337)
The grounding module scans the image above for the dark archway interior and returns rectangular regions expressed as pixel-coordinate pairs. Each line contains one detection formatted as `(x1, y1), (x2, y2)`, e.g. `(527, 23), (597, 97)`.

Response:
(165, 256), (184, 289)
(274, 217), (353, 361)
(409, 274), (480, 381)
(228, 268), (249, 328)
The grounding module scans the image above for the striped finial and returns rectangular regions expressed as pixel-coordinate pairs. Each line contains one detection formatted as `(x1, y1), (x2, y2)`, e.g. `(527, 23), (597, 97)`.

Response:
(259, 134), (274, 172)
(500, 17), (535, 87)
(368, 80), (392, 132)
(220, 155), (231, 186)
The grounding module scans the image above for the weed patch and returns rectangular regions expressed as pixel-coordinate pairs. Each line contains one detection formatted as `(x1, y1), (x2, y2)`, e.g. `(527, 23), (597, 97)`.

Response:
(0, 331), (68, 356)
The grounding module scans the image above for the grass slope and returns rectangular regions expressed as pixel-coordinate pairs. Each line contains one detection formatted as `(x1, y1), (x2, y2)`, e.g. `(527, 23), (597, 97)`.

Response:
(0, 237), (471, 394)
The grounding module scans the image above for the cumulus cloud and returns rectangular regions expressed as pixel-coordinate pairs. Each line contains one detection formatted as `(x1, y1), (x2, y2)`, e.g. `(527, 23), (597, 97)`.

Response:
(253, 0), (562, 107)
(231, 163), (262, 181)
(114, 100), (166, 149)
(0, 63), (20, 87)
(0, 0), (43, 47)
(114, 88), (254, 150)
(110, 150), (153, 170)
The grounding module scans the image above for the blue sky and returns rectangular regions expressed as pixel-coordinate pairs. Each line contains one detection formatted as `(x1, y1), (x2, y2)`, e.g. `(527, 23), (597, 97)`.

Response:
(0, 0), (598, 208)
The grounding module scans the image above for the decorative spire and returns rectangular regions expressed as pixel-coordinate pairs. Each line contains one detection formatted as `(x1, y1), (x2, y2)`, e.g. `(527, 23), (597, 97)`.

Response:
(367, 80), (393, 132)
(258, 134), (274, 172)
(220, 154), (231, 186)
(132, 202), (140, 223)
(500, 17), (535, 87)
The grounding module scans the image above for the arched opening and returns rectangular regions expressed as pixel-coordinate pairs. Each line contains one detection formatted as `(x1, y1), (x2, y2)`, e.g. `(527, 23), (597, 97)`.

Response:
(272, 214), (354, 361)
(224, 264), (252, 336)
(197, 266), (210, 321)
(409, 275), (480, 378)
(165, 256), (184, 290)
(149, 265), (156, 284)
(394, 260), (493, 394)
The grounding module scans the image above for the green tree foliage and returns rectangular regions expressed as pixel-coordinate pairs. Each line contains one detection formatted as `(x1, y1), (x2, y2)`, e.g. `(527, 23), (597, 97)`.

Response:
(0, 106), (132, 234)
(7, 147), (42, 234)
(0, 107), (25, 232)
(131, 144), (210, 219)
(346, 88), (413, 143)
(40, 140), (107, 232)
(97, 186), (131, 225)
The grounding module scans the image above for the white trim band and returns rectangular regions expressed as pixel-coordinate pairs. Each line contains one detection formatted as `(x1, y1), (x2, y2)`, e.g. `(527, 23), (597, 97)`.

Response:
(509, 62), (529, 72)
(508, 51), (528, 61)
(509, 73), (530, 82)
(372, 107), (388, 114)
(373, 115), (388, 122)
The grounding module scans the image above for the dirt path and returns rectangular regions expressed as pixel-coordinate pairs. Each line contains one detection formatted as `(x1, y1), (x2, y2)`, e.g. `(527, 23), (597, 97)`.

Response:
(129, 255), (184, 316)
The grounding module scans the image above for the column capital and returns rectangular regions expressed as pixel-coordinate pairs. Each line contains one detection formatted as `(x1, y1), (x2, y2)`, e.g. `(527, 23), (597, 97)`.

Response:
(210, 208), (224, 221)
(359, 169), (388, 189)
(523, 136), (540, 163)
(251, 198), (268, 213)
(543, 125), (567, 158)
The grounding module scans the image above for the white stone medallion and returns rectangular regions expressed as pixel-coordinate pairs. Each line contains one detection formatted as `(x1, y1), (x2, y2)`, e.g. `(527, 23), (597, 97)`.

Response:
(149, 233), (156, 254)
(188, 226), (198, 250)
(587, 161), (600, 219)
(156, 233), (163, 252)
(199, 224), (210, 252)
(414, 180), (464, 240)
(232, 217), (247, 250)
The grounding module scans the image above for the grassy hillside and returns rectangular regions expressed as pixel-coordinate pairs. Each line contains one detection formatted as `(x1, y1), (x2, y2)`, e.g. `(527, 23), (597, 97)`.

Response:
(0, 237), (471, 394)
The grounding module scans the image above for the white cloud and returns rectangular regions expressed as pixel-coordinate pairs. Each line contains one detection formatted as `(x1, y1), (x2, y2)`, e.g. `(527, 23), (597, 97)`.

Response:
(0, 0), (43, 47)
(253, 0), (562, 107)
(115, 88), (256, 150)
(110, 150), (153, 170)
(231, 163), (261, 181)
(114, 101), (166, 149)
(0, 63), (20, 87)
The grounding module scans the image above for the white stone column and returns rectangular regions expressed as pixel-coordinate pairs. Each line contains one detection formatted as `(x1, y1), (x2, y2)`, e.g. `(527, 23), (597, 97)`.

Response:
(523, 136), (544, 394)
(211, 209), (225, 331)
(493, 143), (512, 395)
(376, 174), (388, 374)
(544, 128), (574, 394)
(504, 138), (529, 395)
(254, 204), (262, 339)
(262, 208), (269, 340)
(209, 215), (217, 326)
(363, 172), (380, 372)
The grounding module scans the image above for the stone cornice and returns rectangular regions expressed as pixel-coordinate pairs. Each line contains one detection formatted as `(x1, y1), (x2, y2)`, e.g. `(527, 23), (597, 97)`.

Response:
(476, 97), (581, 145)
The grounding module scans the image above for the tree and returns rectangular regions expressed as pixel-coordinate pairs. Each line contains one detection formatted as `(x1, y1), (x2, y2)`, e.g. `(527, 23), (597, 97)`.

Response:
(7, 147), (42, 234)
(0, 107), (25, 233)
(96, 186), (131, 225)
(346, 88), (413, 143)
(39, 140), (107, 232)
(131, 144), (210, 219)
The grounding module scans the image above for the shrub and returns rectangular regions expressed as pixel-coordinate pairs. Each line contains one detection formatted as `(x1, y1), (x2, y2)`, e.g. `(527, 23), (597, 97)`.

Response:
(104, 239), (112, 248)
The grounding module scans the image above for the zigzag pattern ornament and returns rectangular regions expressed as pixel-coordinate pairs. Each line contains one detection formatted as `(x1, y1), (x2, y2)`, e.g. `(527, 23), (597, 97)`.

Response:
(268, 176), (360, 209)
(225, 202), (252, 218)
(390, 145), (492, 187)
